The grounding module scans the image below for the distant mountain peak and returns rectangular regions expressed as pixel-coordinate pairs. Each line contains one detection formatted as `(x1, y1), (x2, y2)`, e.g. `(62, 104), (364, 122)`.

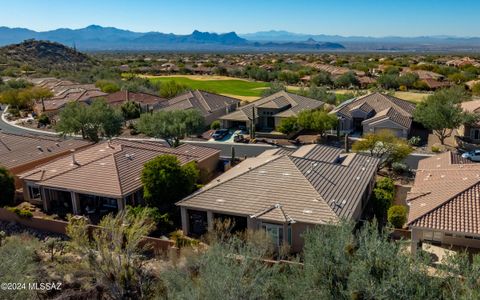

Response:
(86, 24), (103, 29)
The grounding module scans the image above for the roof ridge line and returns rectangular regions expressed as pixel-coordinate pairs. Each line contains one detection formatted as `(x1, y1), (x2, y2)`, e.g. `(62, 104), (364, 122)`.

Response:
(176, 155), (285, 205)
(111, 151), (125, 195)
(119, 142), (200, 160)
(195, 90), (213, 112)
(383, 94), (414, 116)
(36, 146), (120, 182)
(286, 156), (339, 218)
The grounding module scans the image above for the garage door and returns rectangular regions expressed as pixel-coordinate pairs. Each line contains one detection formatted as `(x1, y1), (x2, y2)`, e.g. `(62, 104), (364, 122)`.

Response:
(374, 127), (403, 137)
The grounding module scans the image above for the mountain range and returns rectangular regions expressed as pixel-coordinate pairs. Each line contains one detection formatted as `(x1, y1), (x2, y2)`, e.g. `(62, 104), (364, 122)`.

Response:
(1, 25), (480, 52)
(0, 25), (344, 52)
(240, 30), (480, 51)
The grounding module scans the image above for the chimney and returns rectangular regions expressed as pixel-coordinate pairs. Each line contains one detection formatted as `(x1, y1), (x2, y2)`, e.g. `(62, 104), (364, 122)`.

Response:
(71, 149), (79, 166)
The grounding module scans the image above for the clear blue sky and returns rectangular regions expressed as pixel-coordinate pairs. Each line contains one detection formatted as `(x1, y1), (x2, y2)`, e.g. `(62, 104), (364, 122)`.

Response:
(1, 0), (478, 37)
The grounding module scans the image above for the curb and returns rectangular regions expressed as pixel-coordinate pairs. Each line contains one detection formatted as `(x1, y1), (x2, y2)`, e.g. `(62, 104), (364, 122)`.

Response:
(1, 105), (60, 136)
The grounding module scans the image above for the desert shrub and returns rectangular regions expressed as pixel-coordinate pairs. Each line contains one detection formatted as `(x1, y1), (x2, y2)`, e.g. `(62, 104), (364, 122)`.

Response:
(0, 167), (15, 206)
(388, 205), (408, 228)
(371, 178), (396, 223)
(7, 207), (33, 218)
(431, 145), (441, 153)
(392, 162), (409, 175)
(7, 107), (20, 117)
(170, 230), (199, 248)
(38, 114), (50, 125)
(210, 120), (221, 130)
(408, 136), (421, 146)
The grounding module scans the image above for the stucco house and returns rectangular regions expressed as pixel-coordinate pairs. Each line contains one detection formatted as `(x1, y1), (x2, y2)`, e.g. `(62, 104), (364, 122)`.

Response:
(177, 144), (380, 252)
(458, 99), (480, 142)
(331, 92), (416, 138)
(219, 91), (324, 132)
(0, 132), (91, 188)
(407, 151), (480, 253)
(158, 90), (240, 125)
(19, 139), (220, 219)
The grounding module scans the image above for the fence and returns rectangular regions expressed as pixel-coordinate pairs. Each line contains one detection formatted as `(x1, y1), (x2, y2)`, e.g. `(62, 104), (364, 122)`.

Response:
(0, 208), (175, 252)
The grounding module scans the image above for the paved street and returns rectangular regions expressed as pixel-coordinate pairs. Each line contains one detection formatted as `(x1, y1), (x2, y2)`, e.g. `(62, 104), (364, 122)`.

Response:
(0, 105), (30, 135)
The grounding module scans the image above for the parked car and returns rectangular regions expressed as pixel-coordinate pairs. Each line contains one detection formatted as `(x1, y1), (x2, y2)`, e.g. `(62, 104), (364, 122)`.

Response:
(461, 149), (480, 162)
(212, 129), (229, 140)
(234, 133), (247, 143)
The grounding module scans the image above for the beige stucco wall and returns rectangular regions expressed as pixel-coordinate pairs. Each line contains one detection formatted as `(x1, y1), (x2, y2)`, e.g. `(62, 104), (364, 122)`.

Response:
(411, 227), (480, 254)
(196, 152), (220, 183)
(363, 119), (408, 138)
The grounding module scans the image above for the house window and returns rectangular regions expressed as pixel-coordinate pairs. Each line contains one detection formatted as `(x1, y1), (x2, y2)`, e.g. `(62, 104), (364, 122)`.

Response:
(262, 223), (284, 247)
(471, 129), (480, 140)
(28, 185), (41, 200)
(423, 231), (443, 242)
(433, 231), (443, 241)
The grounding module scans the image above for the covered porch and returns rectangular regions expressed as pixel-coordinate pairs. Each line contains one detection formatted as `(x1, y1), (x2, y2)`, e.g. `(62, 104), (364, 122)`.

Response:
(41, 186), (124, 221)
(180, 206), (296, 249)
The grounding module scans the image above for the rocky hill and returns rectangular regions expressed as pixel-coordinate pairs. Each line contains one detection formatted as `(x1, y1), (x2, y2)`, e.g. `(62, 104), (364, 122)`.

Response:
(0, 40), (95, 71)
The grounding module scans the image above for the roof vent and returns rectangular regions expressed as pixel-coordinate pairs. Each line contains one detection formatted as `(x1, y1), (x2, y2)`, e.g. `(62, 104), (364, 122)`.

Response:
(36, 145), (43, 152)
(125, 153), (134, 160)
(331, 199), (344, 208)
(71, 149), (79, 166)
(55, 142), (60, 147)
(302, 209), (313, 214)
(216, 199), (225, 203)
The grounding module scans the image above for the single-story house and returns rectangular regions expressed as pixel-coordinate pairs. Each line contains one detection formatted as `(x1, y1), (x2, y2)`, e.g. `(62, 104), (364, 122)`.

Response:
(331, 92), (416, 138)
(219, 91), (324, 132)
(0, 132), (92, 188)
(91, 90), (167, 111)
(177, 144), (380, 252)
(458, 99), (480, 143)
(158, 90), (240, 125)
(421, 78), (451, 90)
(19, 139), (220, 218)
(407, 151), (480, 253)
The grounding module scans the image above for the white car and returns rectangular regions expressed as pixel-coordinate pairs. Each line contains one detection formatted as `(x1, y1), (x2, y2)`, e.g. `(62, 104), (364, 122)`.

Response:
(461, 150), (480, 162)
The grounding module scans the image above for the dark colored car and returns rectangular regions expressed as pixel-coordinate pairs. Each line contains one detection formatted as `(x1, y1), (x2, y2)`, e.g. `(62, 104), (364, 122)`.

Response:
(212, 129), (229, 140)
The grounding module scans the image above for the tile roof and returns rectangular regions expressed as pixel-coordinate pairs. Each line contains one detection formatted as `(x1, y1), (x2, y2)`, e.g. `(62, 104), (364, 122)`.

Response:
(29, 77), (108, 112)
(159, 90), (240, 117)
(361, 107), (413, 129)
(177, 144), (380, 224)
(20, 139), (220, 198)
(407, 151), (480, 234)
(461, 99), (480, 114)
(333, 92), (415, 129)
(96, 90), (167, 106)
(219, 91), (324, 121)
(422, 78), (451, 89)
(0, 132), (91, 170)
